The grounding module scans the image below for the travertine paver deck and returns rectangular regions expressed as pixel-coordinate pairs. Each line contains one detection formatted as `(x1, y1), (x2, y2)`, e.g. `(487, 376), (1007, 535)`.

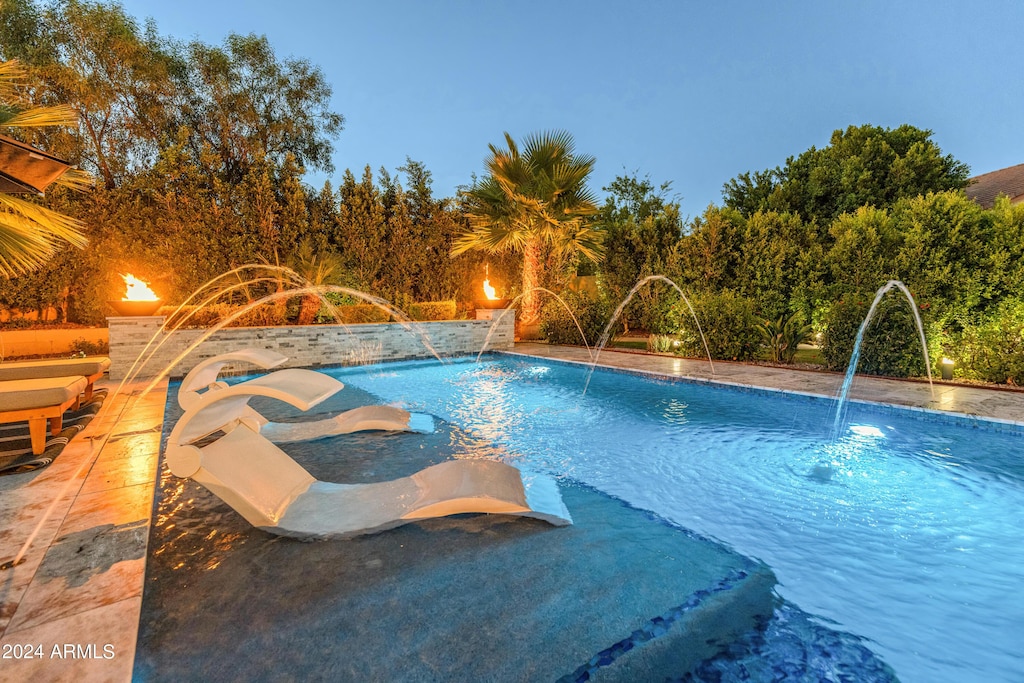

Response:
(510, 343), (1024, 426)
(1, 344), (1022, 681)
(0, 377), (167, 682)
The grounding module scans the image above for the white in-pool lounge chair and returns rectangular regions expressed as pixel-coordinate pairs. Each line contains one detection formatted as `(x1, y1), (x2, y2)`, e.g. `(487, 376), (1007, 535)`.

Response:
(177, 349), (421, 441)
(0, 376), (88, 454)
(165, 369), (571, 539)
(0, 356), (109, 401)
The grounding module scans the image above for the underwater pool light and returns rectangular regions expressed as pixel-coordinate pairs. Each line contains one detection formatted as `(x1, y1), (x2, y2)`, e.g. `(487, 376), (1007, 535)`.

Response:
(849, 424), (885, 438)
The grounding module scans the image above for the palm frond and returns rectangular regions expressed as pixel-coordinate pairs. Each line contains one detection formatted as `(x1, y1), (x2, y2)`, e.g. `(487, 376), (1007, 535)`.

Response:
(0, 210), (60, 277)
(51, 168), (96, 192)
(451, 223), (525, 256)
(454, 129), (601, 260)
(0, 194), (87, 247)
(0, 60), (90, 277)
(0, 60), (26, 101)
(523, 129), (575, 163)
(1, 104), (80, 129)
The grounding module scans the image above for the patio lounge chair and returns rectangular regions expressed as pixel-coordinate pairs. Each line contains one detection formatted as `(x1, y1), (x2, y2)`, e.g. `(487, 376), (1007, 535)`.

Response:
(165, 373), (571, 539)
(0, 356), (110, 401)
(177, 349), (420, 441)
(0, 376), (88, 455)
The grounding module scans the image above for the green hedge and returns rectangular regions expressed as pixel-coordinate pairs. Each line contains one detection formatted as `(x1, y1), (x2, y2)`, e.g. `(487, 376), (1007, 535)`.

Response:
(157, 303), (288, 328)
(540, 292), (611, 346)
(329, 304), (390, 324)
(407, 300), (457, 321)
(157, 298), (459, 328)
(821, 296), (932, 377)
(946, 298), (1024, 385)
(671, 290), (760, 361)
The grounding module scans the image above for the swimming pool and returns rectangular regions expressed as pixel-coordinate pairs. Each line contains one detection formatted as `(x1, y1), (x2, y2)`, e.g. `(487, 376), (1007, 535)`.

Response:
(322, 355), (1024, 683)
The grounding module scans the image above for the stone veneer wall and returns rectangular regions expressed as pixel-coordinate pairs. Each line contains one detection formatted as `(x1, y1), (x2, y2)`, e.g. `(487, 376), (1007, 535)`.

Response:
(106, 314), (514, 380)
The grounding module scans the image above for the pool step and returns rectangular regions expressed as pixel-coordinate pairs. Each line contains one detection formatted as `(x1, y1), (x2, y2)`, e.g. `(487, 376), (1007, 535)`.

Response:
(679, 602), (899, 682)
(565, 564), (777, 682)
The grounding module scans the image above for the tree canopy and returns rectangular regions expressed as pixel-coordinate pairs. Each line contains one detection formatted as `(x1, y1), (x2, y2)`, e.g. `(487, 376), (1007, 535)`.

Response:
(722, 124), (971, 225)
(0, 0), (343, 189)
(0, 0), (483, 322)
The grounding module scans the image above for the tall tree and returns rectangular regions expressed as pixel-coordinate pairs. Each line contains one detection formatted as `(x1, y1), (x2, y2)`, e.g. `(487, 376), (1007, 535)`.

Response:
(735, 210), (824, 319)
(3, 0), (179, 189)
(0, 1), (346, 318)
(173, 33), (344, 184)
(825, 205), (901, 296)
(332, 166), (386, 291)
(598, 173), (682, 331)
(453, 130), (601, 324)
(722, 124), (970, 225)
(668, 206), (742, 293)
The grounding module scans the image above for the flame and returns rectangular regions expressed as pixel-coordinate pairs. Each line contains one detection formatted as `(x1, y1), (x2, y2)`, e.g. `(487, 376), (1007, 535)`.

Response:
(121, 273), (158, 301)
(482, 278), (499, 300)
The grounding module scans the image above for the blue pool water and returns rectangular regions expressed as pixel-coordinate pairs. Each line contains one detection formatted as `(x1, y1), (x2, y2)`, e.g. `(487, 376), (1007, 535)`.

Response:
(324, 355), (1024, 683)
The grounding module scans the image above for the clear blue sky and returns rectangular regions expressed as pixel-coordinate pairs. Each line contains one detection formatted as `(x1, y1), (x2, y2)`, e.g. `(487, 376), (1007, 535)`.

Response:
(119, 0), (1023, 218)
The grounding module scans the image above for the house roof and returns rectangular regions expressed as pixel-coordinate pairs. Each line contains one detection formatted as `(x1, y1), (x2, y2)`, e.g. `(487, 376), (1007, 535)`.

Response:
(965, 163), (1024, 209)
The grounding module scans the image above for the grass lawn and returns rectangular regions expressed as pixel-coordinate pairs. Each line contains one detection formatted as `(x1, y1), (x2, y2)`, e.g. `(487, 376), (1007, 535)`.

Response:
(791, 347), (824, 365)
(609, 338), (648, 350)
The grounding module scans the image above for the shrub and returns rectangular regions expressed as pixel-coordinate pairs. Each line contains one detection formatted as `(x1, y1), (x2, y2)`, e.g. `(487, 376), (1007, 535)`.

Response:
(540, 291), (611, 347)
(157, 303), (288, 328)
(758, 312), (814, 363)
(821, 295), (932, 377)
(311, 292), (394, 324)
(70, 337), (109, 356)
(0, 317), (34, 329)
(407, 300), (457, 321)
(641, 295), (682, 335)
(158, 304), (228, 328)
(947, 299), (1024, 385)
(332, 305), (391, 324)
(231, 304), (288, 327)
(672, 291), (760, 361)
(647, 334), (675, 353)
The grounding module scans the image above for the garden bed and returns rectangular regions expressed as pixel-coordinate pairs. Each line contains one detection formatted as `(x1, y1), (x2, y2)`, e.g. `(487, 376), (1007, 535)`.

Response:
(0, 325), (108, 359)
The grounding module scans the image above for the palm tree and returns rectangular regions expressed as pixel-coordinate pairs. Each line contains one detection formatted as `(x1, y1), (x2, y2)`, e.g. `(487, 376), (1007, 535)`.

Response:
(453, 130), (602, 324)
(0, 59), (90, 278)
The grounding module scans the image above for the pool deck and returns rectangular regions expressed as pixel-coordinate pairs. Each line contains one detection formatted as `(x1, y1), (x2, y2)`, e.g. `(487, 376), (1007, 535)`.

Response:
(511, 343), (1024, 426)
(0, 378), (167, 682)
(1, 344), (1022, 681)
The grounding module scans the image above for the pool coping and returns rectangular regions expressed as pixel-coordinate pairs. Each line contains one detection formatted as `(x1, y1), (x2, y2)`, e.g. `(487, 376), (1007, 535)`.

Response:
(2, 344), (1023, 681)
(505, 343), (1024, 432)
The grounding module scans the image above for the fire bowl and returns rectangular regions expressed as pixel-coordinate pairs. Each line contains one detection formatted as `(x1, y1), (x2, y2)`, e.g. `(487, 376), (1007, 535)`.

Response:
(474, 299), (510, 310)
(108, 299), (163, 316)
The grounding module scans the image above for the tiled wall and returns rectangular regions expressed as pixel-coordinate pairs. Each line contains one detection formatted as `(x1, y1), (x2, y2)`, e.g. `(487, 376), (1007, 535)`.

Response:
(107, 315), (515, 380)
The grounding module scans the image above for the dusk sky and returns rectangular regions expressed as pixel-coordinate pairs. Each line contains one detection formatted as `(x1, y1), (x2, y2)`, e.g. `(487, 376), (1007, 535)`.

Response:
(119, 0), (1023, 218)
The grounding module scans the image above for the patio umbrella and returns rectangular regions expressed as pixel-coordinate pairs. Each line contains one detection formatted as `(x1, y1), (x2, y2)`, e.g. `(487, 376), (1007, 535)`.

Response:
(0, 133), (72, 195)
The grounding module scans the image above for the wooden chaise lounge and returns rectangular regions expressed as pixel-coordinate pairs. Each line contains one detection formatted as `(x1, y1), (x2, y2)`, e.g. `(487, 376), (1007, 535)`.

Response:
(0, 376), (89, 455)
(0, 356), (110, 401)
